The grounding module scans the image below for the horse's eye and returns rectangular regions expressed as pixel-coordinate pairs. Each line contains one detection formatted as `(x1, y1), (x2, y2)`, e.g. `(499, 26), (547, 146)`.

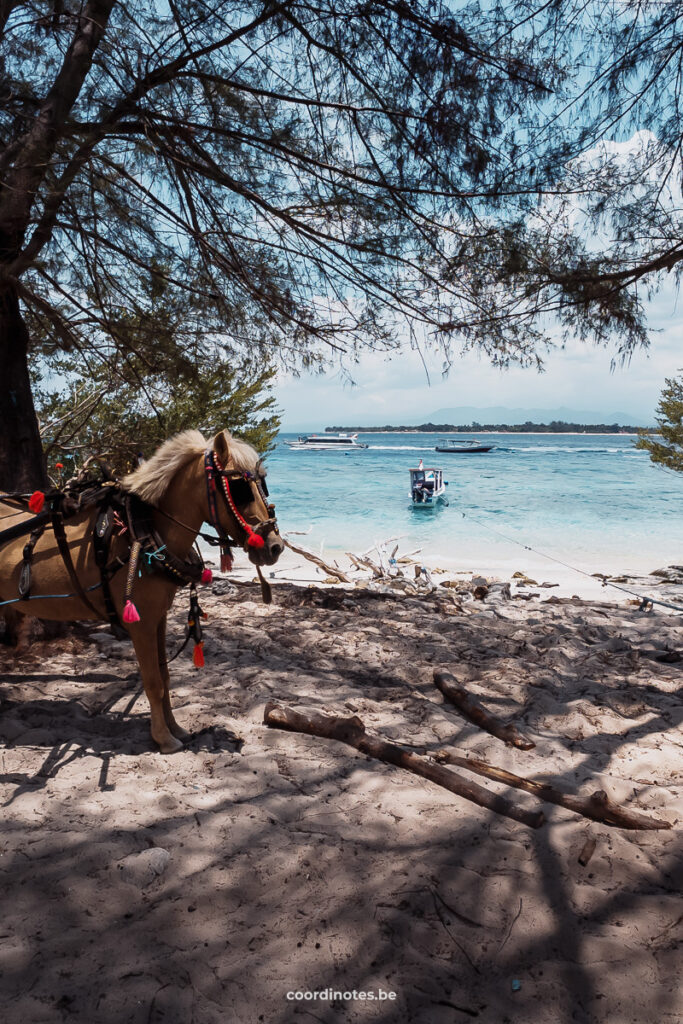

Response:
(229, 478), (253, 505)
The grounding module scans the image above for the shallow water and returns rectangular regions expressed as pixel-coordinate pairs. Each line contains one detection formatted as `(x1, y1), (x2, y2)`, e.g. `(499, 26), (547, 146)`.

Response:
(265, 432), (683, 576)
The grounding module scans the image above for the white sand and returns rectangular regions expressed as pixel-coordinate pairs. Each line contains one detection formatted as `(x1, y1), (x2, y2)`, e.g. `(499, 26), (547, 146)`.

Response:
(0, 568), (681, 1023)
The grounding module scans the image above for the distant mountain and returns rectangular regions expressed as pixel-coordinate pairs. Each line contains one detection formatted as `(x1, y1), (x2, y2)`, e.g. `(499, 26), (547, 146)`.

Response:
(425, 406), (652, 426)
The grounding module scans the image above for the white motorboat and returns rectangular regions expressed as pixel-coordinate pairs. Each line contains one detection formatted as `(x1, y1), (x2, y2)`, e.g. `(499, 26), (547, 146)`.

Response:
(410, 466), (448, 508)
(284, 432), (369, 451)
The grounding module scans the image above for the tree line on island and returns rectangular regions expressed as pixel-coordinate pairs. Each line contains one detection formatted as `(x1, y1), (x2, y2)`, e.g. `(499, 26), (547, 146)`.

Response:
(326, 422), (654, 434)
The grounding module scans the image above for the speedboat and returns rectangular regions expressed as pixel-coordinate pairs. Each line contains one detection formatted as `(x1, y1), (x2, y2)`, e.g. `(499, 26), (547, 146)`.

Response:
(434, 438), (495, 454)
(284, 432), (369, 451)
(410, 466), (448, 508)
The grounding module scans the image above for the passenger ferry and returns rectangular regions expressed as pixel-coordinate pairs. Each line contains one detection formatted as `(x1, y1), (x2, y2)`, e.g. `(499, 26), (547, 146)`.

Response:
(284, 432), (369, 451)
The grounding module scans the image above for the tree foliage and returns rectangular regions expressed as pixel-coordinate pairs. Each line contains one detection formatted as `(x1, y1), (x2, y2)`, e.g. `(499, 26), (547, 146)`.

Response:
(636, 376), (683, 473)
(0, 0), (572, 377)
(35, 353), (280, 478)
(2, 2), (683, 489)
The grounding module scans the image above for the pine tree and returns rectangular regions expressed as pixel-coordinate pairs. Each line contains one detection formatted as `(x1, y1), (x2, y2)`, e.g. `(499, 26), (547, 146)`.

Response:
(0, 1), (573, 490)
(636, 377), (683, 473)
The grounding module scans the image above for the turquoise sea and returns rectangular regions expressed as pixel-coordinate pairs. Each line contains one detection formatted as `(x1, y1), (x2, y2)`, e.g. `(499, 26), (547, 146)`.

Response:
(266, 433), (683, 577)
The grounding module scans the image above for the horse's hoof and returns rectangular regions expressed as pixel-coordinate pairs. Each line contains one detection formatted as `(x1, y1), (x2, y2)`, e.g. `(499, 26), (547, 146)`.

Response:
(170, 724), (191, 741)
(158, 735), (184, 754)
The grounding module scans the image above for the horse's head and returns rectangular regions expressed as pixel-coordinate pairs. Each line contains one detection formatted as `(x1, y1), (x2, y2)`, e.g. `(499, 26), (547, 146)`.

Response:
(205, 430), (284, 567)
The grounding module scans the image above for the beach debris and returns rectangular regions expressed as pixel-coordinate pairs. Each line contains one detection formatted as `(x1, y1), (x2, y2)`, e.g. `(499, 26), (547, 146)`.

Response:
(578, 837), (597, 865)
(211, 579), (238, 598)
(433, 669), (536, 750)
(651, 565), (683, 584)
(346, 551), (384, 578)
(284, 540), (352, 583)
(263, 702), (545, 828)
(432, 749), (671, 831)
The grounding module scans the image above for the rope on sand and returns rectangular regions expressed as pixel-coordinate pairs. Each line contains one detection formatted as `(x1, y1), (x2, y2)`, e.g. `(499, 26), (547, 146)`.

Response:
(458, 508), (683, 614)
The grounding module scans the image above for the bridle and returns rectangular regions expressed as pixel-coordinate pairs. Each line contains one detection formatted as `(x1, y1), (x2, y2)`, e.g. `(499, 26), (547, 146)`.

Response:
(203, 447), (279, 570)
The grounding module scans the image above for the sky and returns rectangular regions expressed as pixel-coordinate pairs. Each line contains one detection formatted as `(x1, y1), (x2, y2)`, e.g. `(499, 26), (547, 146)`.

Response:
(275, 280), (682, 429)
(276, 131), (683, 431)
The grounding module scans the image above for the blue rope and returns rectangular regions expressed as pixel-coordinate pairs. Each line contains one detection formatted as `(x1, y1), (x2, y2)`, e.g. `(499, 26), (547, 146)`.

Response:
(143, 543), (166, 567)
(0, 582), (102, 608)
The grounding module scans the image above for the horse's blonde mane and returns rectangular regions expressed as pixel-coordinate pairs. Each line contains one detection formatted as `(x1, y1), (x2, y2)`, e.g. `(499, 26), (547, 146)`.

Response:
(123, 428), (261, 504)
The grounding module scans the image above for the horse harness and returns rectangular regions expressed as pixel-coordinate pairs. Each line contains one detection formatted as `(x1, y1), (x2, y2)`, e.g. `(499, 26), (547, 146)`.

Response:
(0, 447), (278, 639)
(202, 446), (278, 570)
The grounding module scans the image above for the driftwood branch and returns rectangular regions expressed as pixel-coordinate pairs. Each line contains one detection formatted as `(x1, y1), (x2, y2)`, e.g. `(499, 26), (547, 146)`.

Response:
(433, 751), (671, 831)
(346, 551), (384, 577)
(434, 669), (536, 750)
(283, 539), (351, 583)
(263, 702), (544, 829)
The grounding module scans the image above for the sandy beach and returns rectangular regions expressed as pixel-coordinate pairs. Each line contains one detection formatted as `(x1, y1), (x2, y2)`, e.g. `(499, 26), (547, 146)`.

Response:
(1, 556), (681, 1024)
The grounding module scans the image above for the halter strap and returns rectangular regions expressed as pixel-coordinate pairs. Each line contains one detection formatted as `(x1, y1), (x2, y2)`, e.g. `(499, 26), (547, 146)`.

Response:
(203, 448), (274, 551)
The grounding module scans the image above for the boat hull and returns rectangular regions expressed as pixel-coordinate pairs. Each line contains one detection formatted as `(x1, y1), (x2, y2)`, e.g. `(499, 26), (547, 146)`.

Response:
(285, 442), (368, 450)
(434, 445), (494, 454)
(411, 487), (447, 508)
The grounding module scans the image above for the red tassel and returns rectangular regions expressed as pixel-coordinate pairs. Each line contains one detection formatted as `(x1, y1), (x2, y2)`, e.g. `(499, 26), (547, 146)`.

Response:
(201, 568), (213, 584)
(221, 552), (233, 572)
(247, 532), (265, 549)
(122, 600), (140, 623)
(28, 491), (45, 514)
(193, 642), (205, 668)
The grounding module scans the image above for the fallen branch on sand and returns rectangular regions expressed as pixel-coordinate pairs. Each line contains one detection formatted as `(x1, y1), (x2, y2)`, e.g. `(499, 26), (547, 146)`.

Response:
(346, 551), (383, 578)
(283, 539), (352, 583)
(433, 669), (536, 750)
(263, 702), (544, 828)
(431, 749), (671, 830)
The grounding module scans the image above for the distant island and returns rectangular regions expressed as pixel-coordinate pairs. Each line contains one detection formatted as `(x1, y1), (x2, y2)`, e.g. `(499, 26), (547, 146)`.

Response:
(326, 421), (653, 434)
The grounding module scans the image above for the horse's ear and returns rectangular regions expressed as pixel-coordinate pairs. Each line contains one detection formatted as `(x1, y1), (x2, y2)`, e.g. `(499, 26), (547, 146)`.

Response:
(212, 430), (231, 467)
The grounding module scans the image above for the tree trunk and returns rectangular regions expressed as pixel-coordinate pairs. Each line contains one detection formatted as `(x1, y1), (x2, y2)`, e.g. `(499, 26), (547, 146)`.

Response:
(0, 284), (46, 491)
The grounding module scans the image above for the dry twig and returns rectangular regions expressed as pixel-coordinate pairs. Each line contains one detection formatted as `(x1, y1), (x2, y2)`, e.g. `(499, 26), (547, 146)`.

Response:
(434, 669), (536, 750)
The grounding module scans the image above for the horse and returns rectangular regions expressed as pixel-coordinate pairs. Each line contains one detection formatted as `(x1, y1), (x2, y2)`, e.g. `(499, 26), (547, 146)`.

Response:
(0, 429), (283, 753)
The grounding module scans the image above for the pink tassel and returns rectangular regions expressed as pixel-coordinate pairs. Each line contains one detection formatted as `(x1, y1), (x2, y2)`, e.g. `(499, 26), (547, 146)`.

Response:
(122, 600), (140, 623)
(221, 552), (233, 572)
(201, 568), (213, 584)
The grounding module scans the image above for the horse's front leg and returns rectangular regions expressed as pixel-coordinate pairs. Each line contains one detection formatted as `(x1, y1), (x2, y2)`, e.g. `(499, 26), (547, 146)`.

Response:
(128, 620), (184, 754)
(157, 614), (191, 742)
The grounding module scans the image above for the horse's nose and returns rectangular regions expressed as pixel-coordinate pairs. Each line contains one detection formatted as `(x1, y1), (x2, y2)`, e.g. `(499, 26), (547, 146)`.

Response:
(267, 535), (284, 560)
